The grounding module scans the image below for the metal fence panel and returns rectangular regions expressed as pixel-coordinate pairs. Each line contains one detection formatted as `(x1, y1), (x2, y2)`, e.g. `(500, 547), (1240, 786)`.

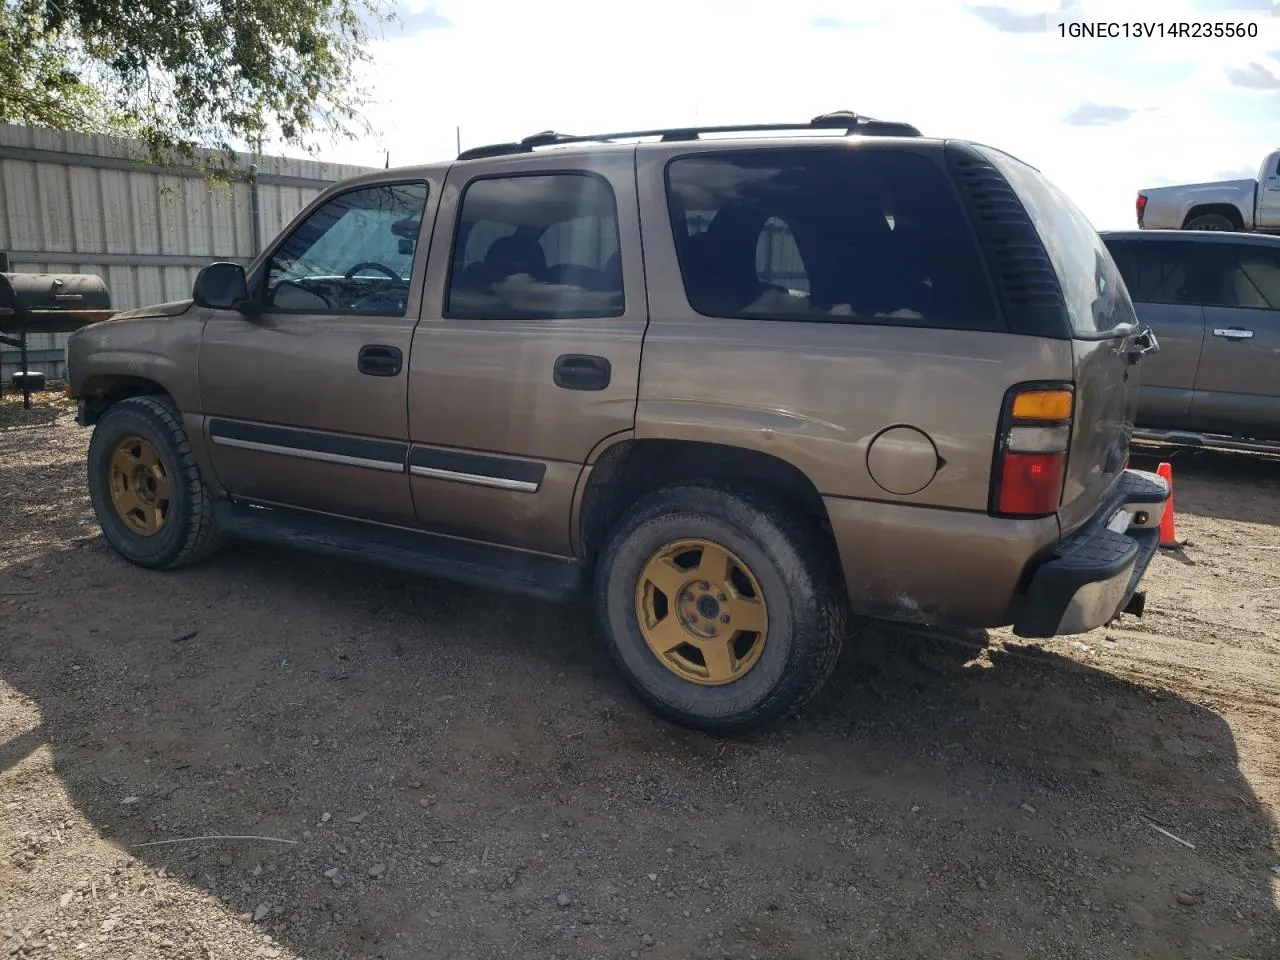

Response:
(0, 123), (374, 381)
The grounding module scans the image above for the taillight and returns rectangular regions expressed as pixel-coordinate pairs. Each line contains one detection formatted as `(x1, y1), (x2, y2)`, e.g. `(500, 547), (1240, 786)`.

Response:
(992, 384), (1073, 518)
(1136, 193), (1148, 224)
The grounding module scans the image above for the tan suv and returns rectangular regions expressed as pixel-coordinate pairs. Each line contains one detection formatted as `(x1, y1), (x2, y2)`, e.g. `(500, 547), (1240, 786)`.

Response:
(66, 113), (1170, 732)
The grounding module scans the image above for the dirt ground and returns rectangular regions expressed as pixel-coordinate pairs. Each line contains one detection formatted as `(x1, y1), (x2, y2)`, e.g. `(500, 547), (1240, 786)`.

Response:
(1, 388), (1278, 960)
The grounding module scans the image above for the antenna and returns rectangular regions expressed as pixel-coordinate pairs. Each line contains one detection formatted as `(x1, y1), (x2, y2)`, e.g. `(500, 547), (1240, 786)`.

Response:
(456, 125), (462, 158)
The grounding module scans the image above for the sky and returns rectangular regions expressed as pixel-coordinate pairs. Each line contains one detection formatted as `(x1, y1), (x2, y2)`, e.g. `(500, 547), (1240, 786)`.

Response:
(310, 0), (1280, 231)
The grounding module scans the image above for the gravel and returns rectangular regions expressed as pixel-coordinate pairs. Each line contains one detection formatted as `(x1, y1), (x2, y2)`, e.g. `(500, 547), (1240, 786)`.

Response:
(0, 390), (1278, 959)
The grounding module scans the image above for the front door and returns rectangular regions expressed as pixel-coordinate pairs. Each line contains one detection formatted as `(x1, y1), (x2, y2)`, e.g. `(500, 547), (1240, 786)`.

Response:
(1190, 240), (1280, 437)
(405, 151), (648, 556)
(198, 179), (437, 526)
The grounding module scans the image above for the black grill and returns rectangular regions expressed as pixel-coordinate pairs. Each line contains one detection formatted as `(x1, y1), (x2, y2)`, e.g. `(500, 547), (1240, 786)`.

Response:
(0, 272), (114, 409)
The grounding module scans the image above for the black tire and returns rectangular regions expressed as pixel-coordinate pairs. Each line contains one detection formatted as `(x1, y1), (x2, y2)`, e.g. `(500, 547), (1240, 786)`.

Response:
(87, 395), (225, 569)
(1184, 212), (1236, 231)
(593, 482), (847, 733)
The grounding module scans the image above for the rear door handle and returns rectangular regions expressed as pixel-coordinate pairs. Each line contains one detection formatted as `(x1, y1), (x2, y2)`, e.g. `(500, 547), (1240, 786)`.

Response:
(553, 354), (611, 391)
(1126, 326), (1160, 364)
(1212, 327), (1254, 340)
(358, 344), (403, 377)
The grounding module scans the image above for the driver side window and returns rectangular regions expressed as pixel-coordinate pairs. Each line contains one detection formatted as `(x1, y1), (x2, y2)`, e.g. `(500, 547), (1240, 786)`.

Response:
(264, 181), (430, 317)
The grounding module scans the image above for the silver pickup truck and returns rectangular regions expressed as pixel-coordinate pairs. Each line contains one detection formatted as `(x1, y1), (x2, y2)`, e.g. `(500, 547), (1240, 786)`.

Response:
(1136, 149), (1280, 232)
(1100, 229), (1280, 453)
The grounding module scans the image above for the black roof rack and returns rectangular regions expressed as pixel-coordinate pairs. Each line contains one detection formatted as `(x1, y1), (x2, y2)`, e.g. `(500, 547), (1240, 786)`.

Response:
(455, 111), (921, 161)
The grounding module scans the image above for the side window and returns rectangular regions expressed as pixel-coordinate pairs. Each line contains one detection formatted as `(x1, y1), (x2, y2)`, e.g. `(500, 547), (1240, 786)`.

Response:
(1105, 240), (1211, 305)
(446, 174), (624, 320)
(1220, 245), (1280, 310)
(665, 148), (1000, 330)
(264, 182), (429, 317)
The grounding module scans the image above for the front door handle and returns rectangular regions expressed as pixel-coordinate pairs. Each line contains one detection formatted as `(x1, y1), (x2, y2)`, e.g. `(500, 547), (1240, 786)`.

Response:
(358, 344), (403, 377)
(553, 354), (611, 391)
(1212, 327), (1254, 340)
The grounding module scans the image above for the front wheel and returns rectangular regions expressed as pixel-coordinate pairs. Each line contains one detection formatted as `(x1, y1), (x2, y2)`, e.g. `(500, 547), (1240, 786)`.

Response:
(593, 483), (847, 733)
(87, 395), (225, 569)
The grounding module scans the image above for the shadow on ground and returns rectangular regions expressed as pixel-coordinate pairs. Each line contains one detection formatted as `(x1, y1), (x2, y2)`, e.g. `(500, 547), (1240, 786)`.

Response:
(2, 536), (1278, 960)
(0, 391), (69, 430)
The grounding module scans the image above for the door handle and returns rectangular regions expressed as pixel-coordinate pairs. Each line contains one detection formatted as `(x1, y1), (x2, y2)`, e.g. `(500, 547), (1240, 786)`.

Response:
(553, 354), (611, 391)
(358, 344), (403, 377)
(1211, 328), (1254, 340)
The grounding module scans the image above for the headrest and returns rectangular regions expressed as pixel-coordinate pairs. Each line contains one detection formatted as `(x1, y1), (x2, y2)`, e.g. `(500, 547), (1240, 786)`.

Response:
(484, 235), (546, 278)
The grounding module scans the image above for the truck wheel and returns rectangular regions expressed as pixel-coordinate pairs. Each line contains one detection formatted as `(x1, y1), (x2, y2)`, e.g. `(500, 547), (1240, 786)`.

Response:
(1184, 212), (1236, 231)
(593, 482), (847, 733)
(87, 395), (225, 570)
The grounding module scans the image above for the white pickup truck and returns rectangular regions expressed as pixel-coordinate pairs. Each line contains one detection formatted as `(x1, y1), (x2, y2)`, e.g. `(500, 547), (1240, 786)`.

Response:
(1137, 148), (1280, 232)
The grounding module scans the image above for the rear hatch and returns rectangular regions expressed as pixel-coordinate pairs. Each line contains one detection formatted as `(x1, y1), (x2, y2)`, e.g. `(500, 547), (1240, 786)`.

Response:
(970, 147), (1148, 535)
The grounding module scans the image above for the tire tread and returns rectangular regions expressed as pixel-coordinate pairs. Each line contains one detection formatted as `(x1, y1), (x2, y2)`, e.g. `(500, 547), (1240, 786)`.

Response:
(594, 480), (848, 733)
(92, 395), (224, 568)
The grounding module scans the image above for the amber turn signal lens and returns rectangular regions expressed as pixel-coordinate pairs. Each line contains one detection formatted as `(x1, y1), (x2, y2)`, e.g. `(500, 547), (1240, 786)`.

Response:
(1011, 389), (1073, 422)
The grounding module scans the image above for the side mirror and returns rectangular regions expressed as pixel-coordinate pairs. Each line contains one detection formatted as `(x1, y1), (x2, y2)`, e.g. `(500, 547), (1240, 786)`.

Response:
(193, 262), (252, 311)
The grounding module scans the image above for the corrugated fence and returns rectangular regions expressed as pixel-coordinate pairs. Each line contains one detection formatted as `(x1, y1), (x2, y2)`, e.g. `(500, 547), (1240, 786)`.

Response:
(0, 123), (374, 380)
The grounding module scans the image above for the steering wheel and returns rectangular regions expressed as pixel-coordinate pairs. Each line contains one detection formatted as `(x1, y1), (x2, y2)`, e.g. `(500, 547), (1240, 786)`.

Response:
(344, 261), (404, 282)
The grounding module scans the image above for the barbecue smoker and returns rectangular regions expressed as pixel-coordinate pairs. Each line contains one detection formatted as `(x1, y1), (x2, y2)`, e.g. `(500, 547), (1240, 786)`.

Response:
(0, 272), (113, 409)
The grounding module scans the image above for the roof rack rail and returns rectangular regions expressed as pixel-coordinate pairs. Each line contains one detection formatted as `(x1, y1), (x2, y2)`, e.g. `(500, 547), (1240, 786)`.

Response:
(455, 111), (921, 161)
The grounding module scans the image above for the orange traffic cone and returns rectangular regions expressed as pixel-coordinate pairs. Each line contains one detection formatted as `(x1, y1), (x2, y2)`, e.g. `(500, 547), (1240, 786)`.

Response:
(1156, 461), (1177, 548)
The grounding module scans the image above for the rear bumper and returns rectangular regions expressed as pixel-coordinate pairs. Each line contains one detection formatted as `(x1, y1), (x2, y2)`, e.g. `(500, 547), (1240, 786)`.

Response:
(1012, 469), (1170, 638)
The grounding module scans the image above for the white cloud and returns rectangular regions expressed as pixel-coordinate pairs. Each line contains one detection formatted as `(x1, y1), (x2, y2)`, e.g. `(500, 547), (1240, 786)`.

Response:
(300, 0), (1280, 230)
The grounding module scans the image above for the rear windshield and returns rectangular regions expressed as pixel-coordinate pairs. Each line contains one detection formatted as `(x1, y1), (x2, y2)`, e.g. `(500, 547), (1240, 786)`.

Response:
(664, 147), (1001, 331)
(974, 145), (1137, 337)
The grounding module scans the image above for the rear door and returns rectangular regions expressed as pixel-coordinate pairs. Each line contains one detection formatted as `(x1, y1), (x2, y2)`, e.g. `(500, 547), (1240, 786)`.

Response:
(1101, 236), (1209, 428)
(404, 149), (648, 556)
(973, 147), (1144, 534)
(1189, 239), (1280, 436)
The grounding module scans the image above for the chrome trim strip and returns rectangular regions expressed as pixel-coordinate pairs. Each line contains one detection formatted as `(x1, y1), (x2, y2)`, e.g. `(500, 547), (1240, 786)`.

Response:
(211, 435), (405, 473)
(409, 464), (539, 493)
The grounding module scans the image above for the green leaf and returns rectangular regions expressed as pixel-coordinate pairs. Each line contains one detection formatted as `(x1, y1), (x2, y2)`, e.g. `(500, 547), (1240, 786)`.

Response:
(0, 0), (390, 174)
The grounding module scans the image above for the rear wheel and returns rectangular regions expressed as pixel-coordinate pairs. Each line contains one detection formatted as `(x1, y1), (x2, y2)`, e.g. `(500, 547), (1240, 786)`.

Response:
(593, 483), (847, 733)
(1184, 212), (1236, 231)
(87, 395), (225, 569)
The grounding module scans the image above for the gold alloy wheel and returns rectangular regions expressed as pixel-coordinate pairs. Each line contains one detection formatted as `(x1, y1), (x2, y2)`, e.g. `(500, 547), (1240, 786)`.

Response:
(108, 435), (172, 536)
(634, 538), (769, 685)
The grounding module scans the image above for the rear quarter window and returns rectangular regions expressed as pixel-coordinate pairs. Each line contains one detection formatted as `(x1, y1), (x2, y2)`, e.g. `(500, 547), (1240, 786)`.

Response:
(976, 146), (1137, 337)
(664, 147), (1001, 331)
